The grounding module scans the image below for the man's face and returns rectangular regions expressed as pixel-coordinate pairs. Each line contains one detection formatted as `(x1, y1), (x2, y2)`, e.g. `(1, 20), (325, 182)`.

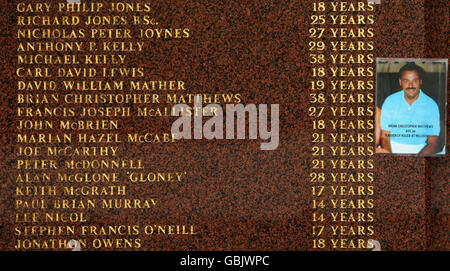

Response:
(399, 70), (422, 100)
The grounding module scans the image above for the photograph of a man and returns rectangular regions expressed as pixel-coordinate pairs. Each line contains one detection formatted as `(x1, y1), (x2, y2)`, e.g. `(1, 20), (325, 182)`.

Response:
(376, 61), (446, 155)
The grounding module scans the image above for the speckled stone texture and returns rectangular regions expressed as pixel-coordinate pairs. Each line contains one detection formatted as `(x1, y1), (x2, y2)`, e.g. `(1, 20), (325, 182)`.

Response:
(424, 0), (449, 251)
(0, 0), (447, 251)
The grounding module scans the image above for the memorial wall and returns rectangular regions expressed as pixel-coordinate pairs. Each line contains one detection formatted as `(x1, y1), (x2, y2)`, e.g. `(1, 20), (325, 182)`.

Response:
(0, 0), (447, 255)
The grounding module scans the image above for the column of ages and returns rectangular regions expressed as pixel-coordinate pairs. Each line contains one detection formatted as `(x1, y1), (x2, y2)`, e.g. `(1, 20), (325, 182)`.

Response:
(308, 1), (377, 250)
(308, 1), (327, 250)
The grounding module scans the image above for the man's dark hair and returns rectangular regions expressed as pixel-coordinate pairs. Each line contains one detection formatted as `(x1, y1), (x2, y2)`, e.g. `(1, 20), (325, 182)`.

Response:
(398, 62), (425, 79)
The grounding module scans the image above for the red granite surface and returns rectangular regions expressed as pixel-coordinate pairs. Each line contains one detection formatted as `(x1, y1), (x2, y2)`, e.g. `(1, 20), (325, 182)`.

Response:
(0, 0), (447, 251)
